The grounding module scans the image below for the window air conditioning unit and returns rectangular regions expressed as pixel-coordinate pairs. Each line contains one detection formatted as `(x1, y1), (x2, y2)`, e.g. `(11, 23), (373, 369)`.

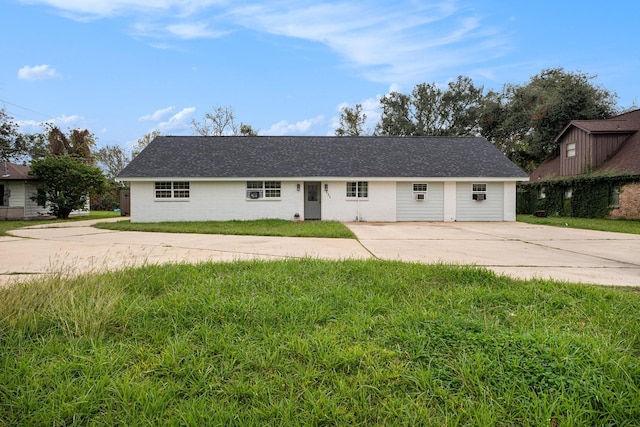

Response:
(473, 193), (486, 201)
(247, 190), (263, 199)
(414, 192), (426, 201)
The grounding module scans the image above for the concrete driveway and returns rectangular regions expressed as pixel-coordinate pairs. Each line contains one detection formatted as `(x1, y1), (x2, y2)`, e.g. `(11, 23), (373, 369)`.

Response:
(1, 219), (639, 287)
(348, 222), (640, 287)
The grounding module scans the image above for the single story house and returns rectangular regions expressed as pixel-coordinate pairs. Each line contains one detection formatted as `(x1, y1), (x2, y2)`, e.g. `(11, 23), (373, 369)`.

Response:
(117, 136), (529, 223)
(528, 109), (640, 219)
(0, 161), (49, 220)
(1, 161), (90, 220)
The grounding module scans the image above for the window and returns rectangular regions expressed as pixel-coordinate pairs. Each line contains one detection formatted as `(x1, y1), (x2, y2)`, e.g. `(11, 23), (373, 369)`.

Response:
(538, 187), (546, 199)
(155, 181), (190, 199)
(264, 181), (281, 198)
(413, 183), (427, 201)
(246, 181), (281, 199)
(566, 142), (576, 158)
(346, 181), (368, 198)
(611, 187), (621, 207)
(472, 183), (487, 201)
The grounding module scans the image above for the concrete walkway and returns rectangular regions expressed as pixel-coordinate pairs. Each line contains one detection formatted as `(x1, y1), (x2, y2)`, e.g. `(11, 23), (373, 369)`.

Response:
(1, 218), (639, 287)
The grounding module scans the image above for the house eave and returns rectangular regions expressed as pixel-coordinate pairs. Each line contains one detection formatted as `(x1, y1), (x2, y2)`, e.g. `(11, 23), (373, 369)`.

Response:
(119, 176), (528, 183)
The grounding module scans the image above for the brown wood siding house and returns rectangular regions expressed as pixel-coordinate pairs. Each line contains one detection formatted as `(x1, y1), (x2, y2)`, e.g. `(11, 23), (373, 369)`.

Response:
(529, 109), (640, 219)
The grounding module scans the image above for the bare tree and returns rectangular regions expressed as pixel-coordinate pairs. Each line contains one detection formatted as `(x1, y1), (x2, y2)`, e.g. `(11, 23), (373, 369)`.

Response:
(192, 105), (258, 136)
(95, 145), (130, 180)
(192, 105), (238, 136)
(132, 130), (160, 157)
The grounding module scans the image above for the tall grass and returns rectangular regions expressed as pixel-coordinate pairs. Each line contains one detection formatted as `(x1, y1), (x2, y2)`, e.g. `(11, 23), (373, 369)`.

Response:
(1, 260), (639, 425)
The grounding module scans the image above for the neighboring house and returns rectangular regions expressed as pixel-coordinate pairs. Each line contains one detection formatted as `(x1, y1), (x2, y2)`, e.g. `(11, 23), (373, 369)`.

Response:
(528, 109), (640, 219)
(118, 136), (528, 223)
(0, 161), (49, 220)
(0, 161), (90, 220)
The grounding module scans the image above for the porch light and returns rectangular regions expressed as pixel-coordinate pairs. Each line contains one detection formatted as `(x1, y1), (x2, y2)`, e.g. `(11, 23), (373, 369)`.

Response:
(297, 183), (301, 191)
(324, 183), (328, 192)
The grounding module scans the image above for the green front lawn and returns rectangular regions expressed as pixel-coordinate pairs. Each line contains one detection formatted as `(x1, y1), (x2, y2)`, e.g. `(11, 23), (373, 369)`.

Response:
(95, 218), (356, 239)
(1, 259), (639, 425)
(517, 214), (640, 234)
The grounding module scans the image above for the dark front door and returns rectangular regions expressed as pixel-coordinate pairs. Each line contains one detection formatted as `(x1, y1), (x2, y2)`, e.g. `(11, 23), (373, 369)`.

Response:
(304, 182), (321, 220)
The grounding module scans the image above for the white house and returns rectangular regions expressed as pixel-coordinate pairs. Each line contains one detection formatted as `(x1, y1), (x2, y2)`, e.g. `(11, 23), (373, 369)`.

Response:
(117, 136), (528, 223)
(1, 161), (90, 220)
(1, 161), (49, 220)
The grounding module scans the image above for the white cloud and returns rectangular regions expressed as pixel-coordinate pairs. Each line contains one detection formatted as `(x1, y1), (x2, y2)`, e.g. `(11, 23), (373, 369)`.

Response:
(157, 107), (196, 132)
(166, 22), (228, 39)
(25, 1), (510, 85)
(18, 64), (60, 80)
(231, 1), (506, 84)
(26, 0), (224, 19)
(263, 116), (325, 136)
(139, 106), (175, 121)
(16, 114), (85, 133)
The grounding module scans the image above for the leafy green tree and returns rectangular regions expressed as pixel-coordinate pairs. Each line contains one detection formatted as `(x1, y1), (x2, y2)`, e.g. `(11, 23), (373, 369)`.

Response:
(335, 104), (368, 136)
(375, 76), (485, 137)
(375, 92), (415, 136)
(22, 133), (49, 162)
(29, 155), (107, 219)
(239, 123), (258, 136)
(412, 77), (484, 136)
(484, 68), (618, 169)
(0, 107), (26, 163)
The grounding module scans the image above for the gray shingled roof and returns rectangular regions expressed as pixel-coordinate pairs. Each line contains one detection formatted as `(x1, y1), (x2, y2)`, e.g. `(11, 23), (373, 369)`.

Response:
(118, 136), (528, 179)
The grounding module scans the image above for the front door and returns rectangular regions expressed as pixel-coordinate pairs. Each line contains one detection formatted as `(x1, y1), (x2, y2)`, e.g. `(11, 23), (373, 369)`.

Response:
(304, 182), (321, 220)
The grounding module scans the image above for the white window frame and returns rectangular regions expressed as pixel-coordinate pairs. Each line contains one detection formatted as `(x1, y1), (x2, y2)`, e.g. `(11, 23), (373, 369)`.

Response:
(154, 181), (190, 200)
(246, 181), (281, 199)
(472, 183), (487, 201)
(346, 181), (368, 199)
(413, 183), (428, 201)
(566, 142), (576, 158)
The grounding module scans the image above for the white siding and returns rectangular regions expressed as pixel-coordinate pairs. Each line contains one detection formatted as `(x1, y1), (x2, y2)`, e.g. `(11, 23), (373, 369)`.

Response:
(13, 182), (49, 217)
(7, 182), (25, 208)
(129, 179), (517, 223)
(321, 181), (396, 222)
(396, 182), (444, 221)
(455, 182), (504, 221)
(130, 181), (303, 223)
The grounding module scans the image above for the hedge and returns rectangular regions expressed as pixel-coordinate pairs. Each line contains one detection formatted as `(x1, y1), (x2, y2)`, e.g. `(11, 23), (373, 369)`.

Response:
(517, 174), (640, 218)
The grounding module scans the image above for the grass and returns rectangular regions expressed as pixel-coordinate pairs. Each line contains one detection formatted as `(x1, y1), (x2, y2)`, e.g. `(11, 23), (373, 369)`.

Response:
(517, 214), (640, 235)
(95, 218), (356, 239)
(0, 211), (121, 237)
(1, 259), (639, 425)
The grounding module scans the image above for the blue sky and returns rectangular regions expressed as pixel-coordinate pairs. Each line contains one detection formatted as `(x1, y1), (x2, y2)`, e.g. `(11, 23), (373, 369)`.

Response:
(2, 0), (639, 152)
